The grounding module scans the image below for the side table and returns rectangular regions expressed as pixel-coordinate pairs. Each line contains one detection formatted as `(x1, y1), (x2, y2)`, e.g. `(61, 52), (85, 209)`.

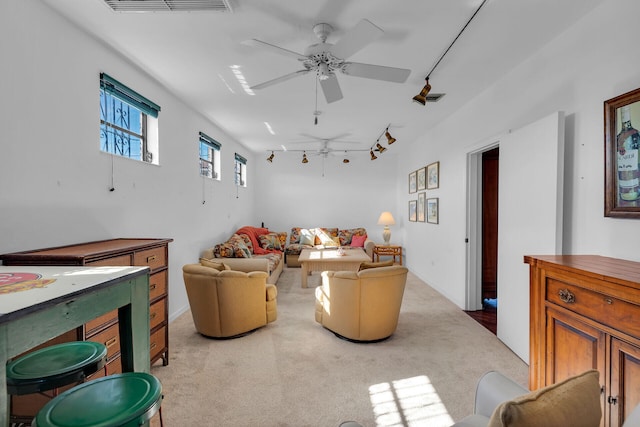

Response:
(372, 245), (403, 265)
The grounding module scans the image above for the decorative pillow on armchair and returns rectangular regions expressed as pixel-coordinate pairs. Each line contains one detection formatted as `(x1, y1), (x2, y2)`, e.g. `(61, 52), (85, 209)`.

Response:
(487, 369), (601, 427)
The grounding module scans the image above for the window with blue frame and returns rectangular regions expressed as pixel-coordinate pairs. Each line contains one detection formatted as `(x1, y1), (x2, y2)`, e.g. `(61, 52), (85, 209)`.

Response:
(235, 153), (247, 187)
(99, 73), (161, 163)
(199, 132), (221, 179)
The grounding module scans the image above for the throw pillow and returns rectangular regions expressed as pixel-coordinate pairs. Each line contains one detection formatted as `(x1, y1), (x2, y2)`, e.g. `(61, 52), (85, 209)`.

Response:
(227, 234), (252, 258)
(350, 234), (367, 247)
(199, 258), (231, 271)
(487, 369), (601, 427)
(258, 233), (283, 251)
(358, 260), (394, 271)
(316, 228), (336, 246)
(213, 242), (235, 258)
(299, 229), (315, 246)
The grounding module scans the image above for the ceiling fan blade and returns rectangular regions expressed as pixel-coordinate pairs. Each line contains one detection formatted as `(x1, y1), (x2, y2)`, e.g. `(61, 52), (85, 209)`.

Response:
(250, 69), (310, 90)
(319, 74), (343, 103)
(330, 19), (384, 60)
(242, 39), (307, 61)
(342, 62), (411, 83)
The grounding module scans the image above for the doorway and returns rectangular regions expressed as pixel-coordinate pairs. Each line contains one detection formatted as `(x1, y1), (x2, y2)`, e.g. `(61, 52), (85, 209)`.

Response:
(465, 147), (499, 334)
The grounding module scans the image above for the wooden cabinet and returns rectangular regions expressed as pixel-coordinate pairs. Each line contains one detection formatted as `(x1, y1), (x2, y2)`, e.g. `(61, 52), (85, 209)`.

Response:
(1, 238), (172, 367)
(526, 255), (640, 427)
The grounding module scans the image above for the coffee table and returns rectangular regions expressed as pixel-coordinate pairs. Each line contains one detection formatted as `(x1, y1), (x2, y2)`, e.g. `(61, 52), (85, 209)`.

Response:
(298, 248), (370, 288)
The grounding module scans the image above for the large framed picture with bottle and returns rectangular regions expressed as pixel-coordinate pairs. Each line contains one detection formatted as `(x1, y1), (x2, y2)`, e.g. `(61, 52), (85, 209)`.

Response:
(605, 87), (640, 218)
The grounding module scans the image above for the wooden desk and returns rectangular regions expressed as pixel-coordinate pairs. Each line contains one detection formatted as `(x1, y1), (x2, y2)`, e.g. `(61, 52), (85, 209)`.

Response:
(0, 266), (150, 425)
(372, 245), (403, 265)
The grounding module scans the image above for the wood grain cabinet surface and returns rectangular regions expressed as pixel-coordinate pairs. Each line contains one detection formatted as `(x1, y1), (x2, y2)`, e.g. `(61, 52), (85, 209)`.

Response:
(526, 255), (640, 427)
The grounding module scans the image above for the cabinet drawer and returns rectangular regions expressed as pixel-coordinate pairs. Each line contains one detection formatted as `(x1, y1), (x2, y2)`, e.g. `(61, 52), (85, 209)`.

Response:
(134, 247), (166, 271)
(150, 298), (166, 330)
(86, 254), (132, 267)
(150, 326), (167, 360)
(149, 270), (167, 301)
(547, 278), (640, 338)
(87, 323), (121, 360)
(85, 309), (118, 335)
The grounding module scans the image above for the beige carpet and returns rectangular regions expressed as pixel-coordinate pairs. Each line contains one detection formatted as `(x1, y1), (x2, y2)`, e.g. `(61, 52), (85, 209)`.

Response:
(151, 267), (528, 426)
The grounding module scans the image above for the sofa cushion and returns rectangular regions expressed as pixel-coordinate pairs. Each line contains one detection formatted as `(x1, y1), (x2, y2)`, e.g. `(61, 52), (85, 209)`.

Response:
(228, 234), (252, 258)
(487, 369), (601, 427)
(213, 242), (236, 258)
(285, 243), (307, 255)
(351, 234), (367, 247)
(259, 232), (283, 251)
(314, 228), (337, 246)
(359, 260), (394, 271)
(299, 231), (315, 246)
(199, 258), (231, 271)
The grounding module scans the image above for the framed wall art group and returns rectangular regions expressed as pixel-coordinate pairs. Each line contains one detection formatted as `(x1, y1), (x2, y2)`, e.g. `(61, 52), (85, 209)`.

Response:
(408, 161), (440, 223)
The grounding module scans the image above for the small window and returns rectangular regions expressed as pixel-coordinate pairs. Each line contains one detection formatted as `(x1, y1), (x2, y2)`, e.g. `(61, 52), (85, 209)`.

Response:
(99, 73), (161, 164)
(234, 153), (247, 187)
(199, 132), (221, 179)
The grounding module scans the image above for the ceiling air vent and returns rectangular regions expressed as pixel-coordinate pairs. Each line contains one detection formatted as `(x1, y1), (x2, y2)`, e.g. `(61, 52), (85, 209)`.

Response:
(425, 93), (445, 102)
(103, 0), (234, 12)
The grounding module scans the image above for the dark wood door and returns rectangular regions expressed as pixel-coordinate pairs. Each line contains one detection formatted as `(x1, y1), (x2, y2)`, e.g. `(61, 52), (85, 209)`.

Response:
(610, 338), (640, 427)
(482, 147), (499, 301)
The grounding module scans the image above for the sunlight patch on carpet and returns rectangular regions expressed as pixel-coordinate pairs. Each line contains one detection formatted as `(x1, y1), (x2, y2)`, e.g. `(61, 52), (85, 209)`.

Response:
(369, 375), (453, 427)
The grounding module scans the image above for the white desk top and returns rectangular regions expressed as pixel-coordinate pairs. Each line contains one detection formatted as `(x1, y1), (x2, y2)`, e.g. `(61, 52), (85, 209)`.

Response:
(0, 265), (147, 317)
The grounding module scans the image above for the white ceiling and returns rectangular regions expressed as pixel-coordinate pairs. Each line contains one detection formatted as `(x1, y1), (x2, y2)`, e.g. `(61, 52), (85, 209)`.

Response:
(42, 0), (603, 157)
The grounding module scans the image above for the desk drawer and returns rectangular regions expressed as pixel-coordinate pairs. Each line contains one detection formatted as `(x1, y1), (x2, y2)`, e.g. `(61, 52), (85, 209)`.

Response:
(149, 270), (167, 301)
(134, 247), (166, 271)
(86, 254), (132, 267)
(150, 325), (167, 361)
(85, 309), (118, 335)
(546, 278), (640, 338)
(150, 298), (166, 330)
(88, 323), (121, 360)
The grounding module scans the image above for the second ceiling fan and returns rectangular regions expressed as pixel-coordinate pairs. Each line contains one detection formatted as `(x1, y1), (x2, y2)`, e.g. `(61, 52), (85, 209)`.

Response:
(244, 19), (411, 103)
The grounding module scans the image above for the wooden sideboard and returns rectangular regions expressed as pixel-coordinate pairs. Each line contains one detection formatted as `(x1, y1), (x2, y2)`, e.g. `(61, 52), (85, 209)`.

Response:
(526, 255), (640, 427)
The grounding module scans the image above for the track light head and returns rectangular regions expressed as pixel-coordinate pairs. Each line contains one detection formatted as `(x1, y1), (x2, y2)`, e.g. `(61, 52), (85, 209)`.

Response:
(302, 152), (309, 164)
(375, 143), (386, 153)
(385, 130), (396, 145)
(413, 78), (431, 105)
(266, 151), (275, 162)
(370, 150), (378, 160)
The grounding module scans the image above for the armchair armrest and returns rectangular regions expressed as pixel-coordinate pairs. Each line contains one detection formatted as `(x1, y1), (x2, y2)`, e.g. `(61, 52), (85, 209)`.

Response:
(473, 371), (528, 418)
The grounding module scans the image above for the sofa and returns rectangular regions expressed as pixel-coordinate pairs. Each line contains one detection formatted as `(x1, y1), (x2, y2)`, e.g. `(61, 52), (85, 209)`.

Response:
(201, 226), (286, 284)
(183, 263), (277, 338)
(285, 227), (375, 267)
(315, 265), (408, 342)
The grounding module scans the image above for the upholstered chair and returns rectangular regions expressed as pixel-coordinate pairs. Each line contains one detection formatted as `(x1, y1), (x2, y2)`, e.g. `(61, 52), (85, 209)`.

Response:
(182, 264), (277, 338)
(315, 265), (408, 342)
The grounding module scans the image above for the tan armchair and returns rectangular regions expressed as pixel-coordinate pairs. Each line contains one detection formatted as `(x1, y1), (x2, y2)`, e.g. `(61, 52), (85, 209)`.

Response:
(182, 264), (277, 338)
(315, 265), (408, 342)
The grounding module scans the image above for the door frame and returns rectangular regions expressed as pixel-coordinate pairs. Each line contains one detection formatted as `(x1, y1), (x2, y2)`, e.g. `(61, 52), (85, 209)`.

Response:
(465, 140), (500, 311)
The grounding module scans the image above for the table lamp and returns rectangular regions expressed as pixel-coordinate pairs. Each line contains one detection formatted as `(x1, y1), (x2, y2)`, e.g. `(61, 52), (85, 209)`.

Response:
(377, 211), (396, 245)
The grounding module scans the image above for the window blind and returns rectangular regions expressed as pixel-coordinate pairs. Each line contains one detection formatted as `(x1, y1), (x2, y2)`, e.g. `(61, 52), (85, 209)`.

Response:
(100, 73), (161, 118)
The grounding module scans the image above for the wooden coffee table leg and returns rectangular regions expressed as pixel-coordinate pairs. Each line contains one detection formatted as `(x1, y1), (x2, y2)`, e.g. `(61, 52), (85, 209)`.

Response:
(301, 262), (308, 288)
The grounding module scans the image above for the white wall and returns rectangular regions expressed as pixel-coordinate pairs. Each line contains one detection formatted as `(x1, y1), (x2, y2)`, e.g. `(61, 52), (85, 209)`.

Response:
(397, 0), (640, 360)
(0, 1), (257, 320)
(254, 152), (400, 246)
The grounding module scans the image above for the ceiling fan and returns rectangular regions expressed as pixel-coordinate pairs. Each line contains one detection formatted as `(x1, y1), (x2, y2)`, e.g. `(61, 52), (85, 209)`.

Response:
(283, 138), (368, 157)
(244, 19), (411, 103)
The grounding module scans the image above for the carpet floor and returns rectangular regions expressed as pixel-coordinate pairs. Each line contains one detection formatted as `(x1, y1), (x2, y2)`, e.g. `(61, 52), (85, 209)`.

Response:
(151, 267), (528, 426)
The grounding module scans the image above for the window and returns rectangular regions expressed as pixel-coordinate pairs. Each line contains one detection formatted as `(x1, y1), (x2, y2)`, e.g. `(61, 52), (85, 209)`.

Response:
(199, 132), (221, 179)
(99, 73), (161, 164)
(234, 153), (247, 187)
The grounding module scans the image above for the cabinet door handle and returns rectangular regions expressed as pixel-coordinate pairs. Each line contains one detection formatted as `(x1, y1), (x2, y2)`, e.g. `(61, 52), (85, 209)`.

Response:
(558, 289), (575, 304)
(149, 284), (157, 291)
(604, 298), (613, 305)
(150, 342), (157, 350)
(147, 255), (157, 263)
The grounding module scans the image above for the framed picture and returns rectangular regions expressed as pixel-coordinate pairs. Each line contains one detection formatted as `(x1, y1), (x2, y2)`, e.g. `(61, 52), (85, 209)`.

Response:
(427, 198), (439, 224)
(427, 161), (440, 190)
(417, 192), (426, 222)
(409, 171), (417, 193)
(417, 167), (427, 191)
(408, 200), (417, 222)
(605, 87), (640, 218)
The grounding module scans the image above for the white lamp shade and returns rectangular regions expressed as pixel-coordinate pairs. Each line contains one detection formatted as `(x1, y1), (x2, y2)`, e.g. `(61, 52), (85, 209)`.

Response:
(377, 211), (396, 226)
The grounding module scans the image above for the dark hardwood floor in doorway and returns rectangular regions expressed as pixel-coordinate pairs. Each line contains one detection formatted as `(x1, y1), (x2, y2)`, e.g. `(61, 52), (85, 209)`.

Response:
(464, 308), (497, 335)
